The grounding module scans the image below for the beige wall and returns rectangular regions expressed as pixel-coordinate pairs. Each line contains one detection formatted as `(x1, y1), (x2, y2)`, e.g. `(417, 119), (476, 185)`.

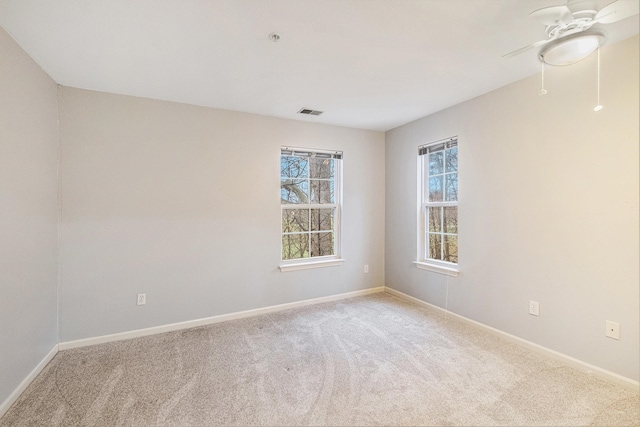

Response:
(0, 28), (59, 404)
(385, 36), (639, 381)
(57, 87), (386, 341)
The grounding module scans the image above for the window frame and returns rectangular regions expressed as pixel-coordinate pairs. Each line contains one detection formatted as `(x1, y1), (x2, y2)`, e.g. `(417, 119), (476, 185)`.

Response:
(279, 146), (344, 272)
(415, 137), (459, 277)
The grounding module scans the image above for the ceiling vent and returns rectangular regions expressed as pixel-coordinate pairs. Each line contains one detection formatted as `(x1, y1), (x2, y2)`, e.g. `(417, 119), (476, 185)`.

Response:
(297, 108), (324, 116)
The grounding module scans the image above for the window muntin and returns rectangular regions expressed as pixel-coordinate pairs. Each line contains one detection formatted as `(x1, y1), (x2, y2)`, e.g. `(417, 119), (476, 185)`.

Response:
(281, 148), (341, 262)
(420, 138), (458, 265)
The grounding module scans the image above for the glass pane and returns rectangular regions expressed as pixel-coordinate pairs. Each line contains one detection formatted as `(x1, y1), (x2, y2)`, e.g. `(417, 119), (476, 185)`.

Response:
(311, 232), (334, 257)
(445, 173), (458, 201)
(311, 208), (334, 231)
(281, 179), (309, 204)
(280, 156), (309, 179)
(282, 233), (310, 260)
(310, 157), (334, 179)
(428, 207), (442, 232)
(282, 209), (309, 233)
(443, 235), (458, 263)
(429, 151), (444, 175)
(310, 180), (334, 204)
(443, 207), (457, 234)
(428, 176), (443, 202)
(428, 233), (442, 260)
(445, 147), (458, 173)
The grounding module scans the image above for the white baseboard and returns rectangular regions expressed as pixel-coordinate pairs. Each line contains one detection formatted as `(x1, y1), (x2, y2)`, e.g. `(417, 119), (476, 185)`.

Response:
(59, 287), (385, 351)
(0, 344), (58, 419)
(384, 286), (639, 391)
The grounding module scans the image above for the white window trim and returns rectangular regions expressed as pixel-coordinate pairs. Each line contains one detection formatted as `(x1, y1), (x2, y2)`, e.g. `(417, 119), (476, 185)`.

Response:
(413, 261), (459, 277)
(280, 147), (343, 271)
(279, 257), (346, 272)
(416, 137), (459, 276)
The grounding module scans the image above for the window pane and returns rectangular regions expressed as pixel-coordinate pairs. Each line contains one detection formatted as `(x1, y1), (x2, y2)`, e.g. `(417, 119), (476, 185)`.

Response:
(281, 179), (309, 204)
(420, 139), (458, 266)
(443, 207), (457, 233)
(282, 233), (310, 260)
(445, 147), (458, 173)
(445, 173), (458, 201)
(443, 235), (458, 263)
(282, 209), (309, 232)
(429, 151), (444, 175)
(311, 232), (334, 257)
(428, 176), (443, 202)
(310, 180), (334, 204)
(428, 233), (442, 260)
(281, 149), (341, 262)
(428, 207), (442, 232)
(310, 208), (333, 231)
(281, 156), (309, 178)
(310, 157), (334, 179)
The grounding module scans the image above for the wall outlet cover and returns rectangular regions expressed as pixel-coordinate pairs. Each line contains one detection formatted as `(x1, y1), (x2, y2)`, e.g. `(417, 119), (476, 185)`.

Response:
(137, 293), (146, 306)
(529, 300), (539, 316)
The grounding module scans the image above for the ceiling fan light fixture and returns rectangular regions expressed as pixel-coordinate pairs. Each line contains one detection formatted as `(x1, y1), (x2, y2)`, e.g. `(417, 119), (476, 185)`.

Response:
(539, 31), (605, 66)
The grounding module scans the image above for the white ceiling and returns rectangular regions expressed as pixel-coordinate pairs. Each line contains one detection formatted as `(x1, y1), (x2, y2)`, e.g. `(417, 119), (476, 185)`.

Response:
(0, 0), (637, 131)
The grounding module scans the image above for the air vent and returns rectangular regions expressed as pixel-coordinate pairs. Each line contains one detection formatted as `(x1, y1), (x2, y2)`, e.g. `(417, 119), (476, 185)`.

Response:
(297, 108), (324, 116)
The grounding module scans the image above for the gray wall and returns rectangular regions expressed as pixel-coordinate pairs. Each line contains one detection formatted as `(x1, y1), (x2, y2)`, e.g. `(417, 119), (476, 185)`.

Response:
(0, 28), (59, 403)
(58, 87), (385, 342)
(385, 36), (639, 381)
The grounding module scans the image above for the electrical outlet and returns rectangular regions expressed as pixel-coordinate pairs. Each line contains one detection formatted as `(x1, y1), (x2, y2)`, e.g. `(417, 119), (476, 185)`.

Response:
(137, 293), (146, 306)
(529, 300), (539, 316)
(364, 264), (369, 273)
(605, 321), (620, 340)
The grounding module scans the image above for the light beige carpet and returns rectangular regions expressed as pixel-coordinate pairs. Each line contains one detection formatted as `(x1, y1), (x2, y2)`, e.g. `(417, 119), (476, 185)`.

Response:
(1, 293), (638, 426)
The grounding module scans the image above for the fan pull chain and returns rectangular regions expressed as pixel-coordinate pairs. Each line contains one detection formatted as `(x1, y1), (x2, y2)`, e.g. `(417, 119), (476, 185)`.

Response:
(594, 48), (603, 112)
(539, 62), (547, 96)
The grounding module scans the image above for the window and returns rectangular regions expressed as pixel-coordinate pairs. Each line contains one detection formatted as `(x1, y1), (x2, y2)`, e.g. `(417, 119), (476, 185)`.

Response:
(417, 137), (458, 275)
(280, 147), (343, 270)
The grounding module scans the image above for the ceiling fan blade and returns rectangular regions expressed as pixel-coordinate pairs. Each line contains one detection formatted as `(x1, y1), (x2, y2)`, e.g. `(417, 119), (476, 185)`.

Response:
(530, 5), (574, 25)
(596, 0), (640, 23)
(503, 39), (553, 58)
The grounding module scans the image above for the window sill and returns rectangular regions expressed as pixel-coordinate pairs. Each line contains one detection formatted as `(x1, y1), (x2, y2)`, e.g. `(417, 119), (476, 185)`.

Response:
(279, 258), (345, 272)
(414, 261), (459, 277)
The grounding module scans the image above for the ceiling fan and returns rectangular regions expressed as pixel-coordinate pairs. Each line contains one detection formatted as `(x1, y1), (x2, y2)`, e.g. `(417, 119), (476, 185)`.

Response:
(504, 0), (639, 65)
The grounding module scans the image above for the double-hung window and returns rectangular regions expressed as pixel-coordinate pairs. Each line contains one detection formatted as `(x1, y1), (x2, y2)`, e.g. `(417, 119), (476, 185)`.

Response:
(417, 137), (459, 275)
(280, 147), (343, 270)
